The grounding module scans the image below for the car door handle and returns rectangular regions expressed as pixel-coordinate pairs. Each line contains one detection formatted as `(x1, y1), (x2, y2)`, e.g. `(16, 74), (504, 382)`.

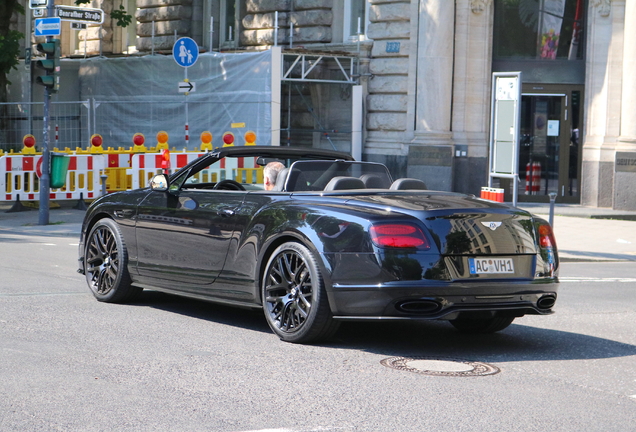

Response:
(218, 209), (235, 217)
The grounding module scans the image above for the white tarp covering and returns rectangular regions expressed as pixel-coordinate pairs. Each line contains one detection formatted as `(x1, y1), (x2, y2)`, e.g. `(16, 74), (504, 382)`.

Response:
(79, 50), (272, 148)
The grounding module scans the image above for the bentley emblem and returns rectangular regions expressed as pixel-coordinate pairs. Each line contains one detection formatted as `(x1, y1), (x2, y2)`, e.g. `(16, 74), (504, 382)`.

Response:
(481, 221), (502, 231)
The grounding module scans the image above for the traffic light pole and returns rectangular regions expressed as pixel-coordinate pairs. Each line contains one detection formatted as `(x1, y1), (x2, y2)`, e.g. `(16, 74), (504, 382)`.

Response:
(38, 68), (51, 225)
(37, 0), (56, 226)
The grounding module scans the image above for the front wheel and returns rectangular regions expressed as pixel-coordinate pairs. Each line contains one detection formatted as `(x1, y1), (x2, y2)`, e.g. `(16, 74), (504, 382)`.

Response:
(449, 316), (515, 334)
(84, 218), (141, 303)
(262, 242), (339, 343)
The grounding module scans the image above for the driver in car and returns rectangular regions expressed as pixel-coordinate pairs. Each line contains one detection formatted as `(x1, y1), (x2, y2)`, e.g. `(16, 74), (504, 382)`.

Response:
(264, 161), (285, 191)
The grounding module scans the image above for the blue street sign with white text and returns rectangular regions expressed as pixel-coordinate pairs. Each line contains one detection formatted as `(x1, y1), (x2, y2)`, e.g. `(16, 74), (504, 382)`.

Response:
(173, 37), (199, 68)
(34, 17), (61, 37)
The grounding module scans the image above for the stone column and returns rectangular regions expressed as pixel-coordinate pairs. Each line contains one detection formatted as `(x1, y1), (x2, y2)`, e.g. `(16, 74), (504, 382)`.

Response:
(451, 0), (494, 194)
(363, 0), (411, 178)
(614, 0), (636, 209)
(619, 0), (636, 148)
(408, 0), (454, 191)
(77, 0), (114, 55)
(581, 0), (624, 207)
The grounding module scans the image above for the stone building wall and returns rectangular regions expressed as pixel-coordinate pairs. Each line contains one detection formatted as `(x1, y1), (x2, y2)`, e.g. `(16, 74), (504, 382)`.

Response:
(242, 0), (334, 46)
(77, 0), (114, 55)
(136, 0), (193, 52)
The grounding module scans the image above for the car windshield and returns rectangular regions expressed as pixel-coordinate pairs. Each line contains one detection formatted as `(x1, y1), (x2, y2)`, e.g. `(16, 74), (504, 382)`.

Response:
(181, 155), (264, 189)
(176, 155), (392, 192)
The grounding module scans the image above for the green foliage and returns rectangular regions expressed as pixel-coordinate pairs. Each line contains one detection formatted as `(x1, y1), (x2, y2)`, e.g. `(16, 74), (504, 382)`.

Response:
(75, 0), (133, 28)
(111, 5), (133, 27)
(0, 31), (24, 77)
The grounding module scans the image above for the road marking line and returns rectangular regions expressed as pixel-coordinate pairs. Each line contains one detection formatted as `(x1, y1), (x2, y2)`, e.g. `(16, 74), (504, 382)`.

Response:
(560, 277), (636, 283)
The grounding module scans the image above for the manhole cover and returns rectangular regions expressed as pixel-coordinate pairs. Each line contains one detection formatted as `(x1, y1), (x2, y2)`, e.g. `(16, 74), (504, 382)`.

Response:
(380, 357), (500, 377)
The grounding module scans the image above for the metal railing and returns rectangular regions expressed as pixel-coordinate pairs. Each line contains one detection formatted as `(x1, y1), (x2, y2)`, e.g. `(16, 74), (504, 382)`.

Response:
(0, 101), (91, 152)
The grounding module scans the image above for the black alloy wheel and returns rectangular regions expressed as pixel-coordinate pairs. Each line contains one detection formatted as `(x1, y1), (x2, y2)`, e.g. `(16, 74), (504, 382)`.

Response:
(84, 218), (141, 303)
(449, 316), (515, 334)
(262, 242), (339, 343)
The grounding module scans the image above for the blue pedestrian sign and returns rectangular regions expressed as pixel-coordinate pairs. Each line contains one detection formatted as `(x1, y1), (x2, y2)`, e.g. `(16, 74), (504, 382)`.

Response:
(34, 17), (61, 37)
(173, 37), (199, 68)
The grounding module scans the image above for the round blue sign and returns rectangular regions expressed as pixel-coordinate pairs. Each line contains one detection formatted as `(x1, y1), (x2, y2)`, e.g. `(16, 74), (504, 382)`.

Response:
(173, 37), (199, 68)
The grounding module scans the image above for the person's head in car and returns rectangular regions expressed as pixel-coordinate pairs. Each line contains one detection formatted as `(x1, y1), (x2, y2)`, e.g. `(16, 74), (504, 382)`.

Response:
(264, 161), (285, 191)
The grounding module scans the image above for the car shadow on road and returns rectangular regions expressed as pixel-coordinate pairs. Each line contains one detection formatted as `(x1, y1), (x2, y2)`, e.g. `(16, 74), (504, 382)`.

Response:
(127, 291), (636, 362)
(130, 290), (272, 335)
(326, 320), (636, 363)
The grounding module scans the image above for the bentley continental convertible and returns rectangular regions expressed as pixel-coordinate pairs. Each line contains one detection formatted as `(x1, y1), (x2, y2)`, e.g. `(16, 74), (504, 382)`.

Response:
(78, 146), (559, 343)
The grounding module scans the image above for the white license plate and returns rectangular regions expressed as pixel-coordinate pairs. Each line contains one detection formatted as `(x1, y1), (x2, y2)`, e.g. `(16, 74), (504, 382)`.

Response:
(469, 258), (515, 274)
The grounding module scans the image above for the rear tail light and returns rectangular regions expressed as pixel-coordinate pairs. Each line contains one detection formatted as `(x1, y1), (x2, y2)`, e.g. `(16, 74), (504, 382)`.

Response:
(537, 222), (558, 275)
(538, 224), (557, 250)
(370, 223), (430, 250)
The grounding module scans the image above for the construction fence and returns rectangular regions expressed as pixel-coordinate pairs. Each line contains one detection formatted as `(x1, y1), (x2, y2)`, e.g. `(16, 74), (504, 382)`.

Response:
(0, 141), (264, 205)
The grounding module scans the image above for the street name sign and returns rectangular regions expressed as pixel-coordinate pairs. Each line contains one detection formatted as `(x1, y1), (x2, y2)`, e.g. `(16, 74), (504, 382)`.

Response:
(30, 0), (47, 9)
(56, 5), (104, 24)
(34, 17), (61, 37)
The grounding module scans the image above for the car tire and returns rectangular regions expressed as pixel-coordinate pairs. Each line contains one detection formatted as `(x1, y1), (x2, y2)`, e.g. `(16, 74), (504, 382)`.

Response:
(262, 242), (340, 343)
(84, 218), (141, 303)
(449, 316), (515, 334)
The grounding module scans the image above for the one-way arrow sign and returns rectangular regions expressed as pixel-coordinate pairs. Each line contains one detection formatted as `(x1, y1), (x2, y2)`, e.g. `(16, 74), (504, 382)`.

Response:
(178, 81), (196, 93)
(34, 17), (61, 36)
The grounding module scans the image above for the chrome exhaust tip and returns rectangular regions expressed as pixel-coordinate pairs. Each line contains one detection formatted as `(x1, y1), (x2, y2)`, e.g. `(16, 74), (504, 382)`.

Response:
(396, 300), (442, 314)
(537, 295), (556, 310)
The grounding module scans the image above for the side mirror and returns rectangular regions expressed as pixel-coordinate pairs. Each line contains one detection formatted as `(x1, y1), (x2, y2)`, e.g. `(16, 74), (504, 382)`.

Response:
(150, 174), (169, 191)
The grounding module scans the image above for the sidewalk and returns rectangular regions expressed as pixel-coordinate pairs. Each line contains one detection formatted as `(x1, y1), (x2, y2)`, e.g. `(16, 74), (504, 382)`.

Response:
(517, 203), (636, 262)
(1, 200), (635, 262)
(0, 201), (85, 237)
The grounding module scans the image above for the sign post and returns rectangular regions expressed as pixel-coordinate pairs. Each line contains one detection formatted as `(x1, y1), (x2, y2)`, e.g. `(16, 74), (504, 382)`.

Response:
(38, 1), (58, 226)
(173, 38), (199, 147)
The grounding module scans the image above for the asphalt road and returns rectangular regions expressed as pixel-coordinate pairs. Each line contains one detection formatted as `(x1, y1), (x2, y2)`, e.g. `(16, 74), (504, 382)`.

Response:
(1, 230), (635, 432)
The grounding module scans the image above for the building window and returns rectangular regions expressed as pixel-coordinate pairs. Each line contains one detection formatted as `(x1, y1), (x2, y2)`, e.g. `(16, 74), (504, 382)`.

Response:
(493, 0), (585, 60)
(220, 0), (239, 48)
(344, 0), (369, 42)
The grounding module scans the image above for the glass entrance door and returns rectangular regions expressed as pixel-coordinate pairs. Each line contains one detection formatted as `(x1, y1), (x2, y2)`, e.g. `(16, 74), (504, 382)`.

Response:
(518, 86), (582, 203)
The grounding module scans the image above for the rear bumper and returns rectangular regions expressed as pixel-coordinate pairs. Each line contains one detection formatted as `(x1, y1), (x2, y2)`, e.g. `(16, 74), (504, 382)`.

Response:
(327, 279), (558, 320)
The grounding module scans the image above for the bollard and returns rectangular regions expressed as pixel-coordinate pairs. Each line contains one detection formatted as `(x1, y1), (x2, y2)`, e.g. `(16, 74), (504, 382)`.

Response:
(101, 172), (109, 196)
(548, 192), (557, 227)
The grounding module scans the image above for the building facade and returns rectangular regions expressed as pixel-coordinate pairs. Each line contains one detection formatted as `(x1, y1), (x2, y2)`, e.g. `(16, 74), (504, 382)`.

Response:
(9, 0), (636, 209)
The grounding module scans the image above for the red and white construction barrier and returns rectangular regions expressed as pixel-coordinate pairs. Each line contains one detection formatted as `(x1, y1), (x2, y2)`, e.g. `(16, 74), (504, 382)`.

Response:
(0, 154), (105, 202)
(130, 151), (207, 189)
(480, 186), (504, 203)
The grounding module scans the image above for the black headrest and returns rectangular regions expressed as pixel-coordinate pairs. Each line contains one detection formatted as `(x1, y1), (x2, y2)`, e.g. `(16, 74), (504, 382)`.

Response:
(324, 176), (365, 191)
(360, 174), (391, 189)
(273, 168), (289, 191)
(390, 178), (428, 190)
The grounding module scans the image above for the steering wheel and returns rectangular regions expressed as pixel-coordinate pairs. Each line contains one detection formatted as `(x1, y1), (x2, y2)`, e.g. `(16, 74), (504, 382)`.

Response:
(213, 179), (246, 191)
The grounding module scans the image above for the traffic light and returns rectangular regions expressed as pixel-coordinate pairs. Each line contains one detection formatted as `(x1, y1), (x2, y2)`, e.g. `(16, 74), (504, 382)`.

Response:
(35, 39), (60, 92)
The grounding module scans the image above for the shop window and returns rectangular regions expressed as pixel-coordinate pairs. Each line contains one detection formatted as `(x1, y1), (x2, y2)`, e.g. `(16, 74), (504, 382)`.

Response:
(493, 0), (585, 60)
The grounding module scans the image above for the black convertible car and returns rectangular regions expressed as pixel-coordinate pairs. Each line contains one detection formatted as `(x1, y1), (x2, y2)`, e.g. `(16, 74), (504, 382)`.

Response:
(78, 146), (559, 343)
